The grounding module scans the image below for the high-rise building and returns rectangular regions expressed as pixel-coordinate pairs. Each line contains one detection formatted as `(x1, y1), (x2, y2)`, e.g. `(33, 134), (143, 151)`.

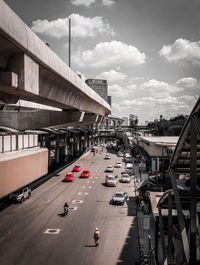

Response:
(85, 79), (108, 102)
(107, 95), (112, 107)
(129, 114), (138, 127)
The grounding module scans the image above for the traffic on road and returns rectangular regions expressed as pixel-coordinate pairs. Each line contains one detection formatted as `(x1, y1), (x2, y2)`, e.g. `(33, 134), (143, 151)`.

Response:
(0, 143), (139, 265)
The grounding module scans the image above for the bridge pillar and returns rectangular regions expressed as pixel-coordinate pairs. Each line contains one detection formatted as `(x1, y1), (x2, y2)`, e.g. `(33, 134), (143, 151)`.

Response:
(8, 53), (39, 96)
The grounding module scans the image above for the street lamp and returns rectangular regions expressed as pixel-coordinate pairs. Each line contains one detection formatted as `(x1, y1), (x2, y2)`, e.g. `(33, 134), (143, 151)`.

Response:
(68, 17), (71, 67)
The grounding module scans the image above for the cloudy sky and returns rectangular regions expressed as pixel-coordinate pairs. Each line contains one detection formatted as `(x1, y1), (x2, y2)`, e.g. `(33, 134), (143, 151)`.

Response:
(5, 0), (200, 123)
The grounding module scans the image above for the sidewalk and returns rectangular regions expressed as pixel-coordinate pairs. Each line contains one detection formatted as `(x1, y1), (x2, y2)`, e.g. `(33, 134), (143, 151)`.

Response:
(134, 162), (155, 265)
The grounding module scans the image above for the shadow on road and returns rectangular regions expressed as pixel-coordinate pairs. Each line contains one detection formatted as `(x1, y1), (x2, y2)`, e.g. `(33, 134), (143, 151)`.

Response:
(58, 213), (67, 217)
(127, 196), (137, 216)
(84, 244), (97, 248)
(116, 217), (140, 265)
(116, 196), (140, 265)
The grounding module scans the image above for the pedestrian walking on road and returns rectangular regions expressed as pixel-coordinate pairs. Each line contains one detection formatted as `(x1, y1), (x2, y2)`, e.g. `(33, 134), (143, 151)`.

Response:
(94, 228), (100, 246)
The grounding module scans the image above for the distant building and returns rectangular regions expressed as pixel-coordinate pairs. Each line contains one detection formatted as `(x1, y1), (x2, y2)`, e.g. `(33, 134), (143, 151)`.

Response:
(122, 117), (129, 126)
(129, 114), (138, 127)
(85, 79), (108, 102)
(107, 95), (112, 107)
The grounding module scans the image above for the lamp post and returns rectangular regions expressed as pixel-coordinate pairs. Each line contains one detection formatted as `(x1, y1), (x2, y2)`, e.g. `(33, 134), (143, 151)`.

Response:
(68, 17), (71, 67)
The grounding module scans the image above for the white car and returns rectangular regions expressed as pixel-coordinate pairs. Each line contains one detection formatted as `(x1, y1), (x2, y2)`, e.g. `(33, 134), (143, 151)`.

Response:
(117, 151), (124, 157)
(106, 165), (114, 172)
(115, 162), (122, 168)
(104, 155), (111, 160)
(105, 175), (118, 187)
(121, 174), (131, 183)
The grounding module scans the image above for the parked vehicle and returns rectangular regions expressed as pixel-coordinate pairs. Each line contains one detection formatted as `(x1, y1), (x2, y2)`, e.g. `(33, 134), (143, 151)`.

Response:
(106, 165), (114, 173)
(91, 147), (96, 152)
(9, 187), (31, 203)
(104, 155), (110, 160)
(111, 191), (128, 205)
(105, 175), (118, 187)
(64, 173), (74, 182)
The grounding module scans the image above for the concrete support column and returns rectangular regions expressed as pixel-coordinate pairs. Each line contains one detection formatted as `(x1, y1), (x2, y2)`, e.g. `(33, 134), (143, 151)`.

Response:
(55, 148), (59, 163)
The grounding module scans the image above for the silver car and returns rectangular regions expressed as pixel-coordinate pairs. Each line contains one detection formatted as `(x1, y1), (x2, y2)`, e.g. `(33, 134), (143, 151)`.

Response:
(121, 174), (131, 183)
(105, 175), (118, 186)
(115, 162), (122, 168)
(106, 165), (114, 172)
(111, 191), (128, 205)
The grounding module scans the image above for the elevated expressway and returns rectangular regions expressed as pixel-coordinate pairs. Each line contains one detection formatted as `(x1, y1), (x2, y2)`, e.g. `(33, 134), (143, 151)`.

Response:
(0, 0), (111, 130)
(0, 0), (110, 199)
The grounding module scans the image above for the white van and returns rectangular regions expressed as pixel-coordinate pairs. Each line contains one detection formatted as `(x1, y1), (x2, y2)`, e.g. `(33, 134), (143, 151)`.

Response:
(125, 163), (134, 174)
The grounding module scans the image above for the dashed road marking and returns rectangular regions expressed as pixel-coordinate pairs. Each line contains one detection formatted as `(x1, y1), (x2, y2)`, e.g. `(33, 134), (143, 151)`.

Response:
(72, 200), (83, 204)
(87, 181), (90, 183)
(92, 181), (95, 183)
(44, 229), (61, 234)
(69, 207), (77, 210)
(83, 186), (86, 188)
(78, 192), (88, 195)
(89, 186), (92, 189)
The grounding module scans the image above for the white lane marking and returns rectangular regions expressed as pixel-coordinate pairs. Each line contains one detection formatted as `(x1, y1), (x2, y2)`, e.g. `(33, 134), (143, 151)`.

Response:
(92, 181), (95, 183)
(87, 181), (90, 183)
(44, 229), (61, 234)
(89, 186), (92, 189)
(78, 192), (88, 195)
(95, 177), (97, 179)
(69, 207), (77, 211)
(72, 200), (83, 204)
(83, 186), (86, 189)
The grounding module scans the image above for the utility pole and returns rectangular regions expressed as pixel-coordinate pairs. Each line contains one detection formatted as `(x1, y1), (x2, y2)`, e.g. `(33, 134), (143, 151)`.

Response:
(69, 17), (71, 67)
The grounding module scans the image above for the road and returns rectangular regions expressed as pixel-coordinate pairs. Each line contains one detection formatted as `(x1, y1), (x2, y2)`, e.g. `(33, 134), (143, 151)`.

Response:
(0, 146), (139, 265)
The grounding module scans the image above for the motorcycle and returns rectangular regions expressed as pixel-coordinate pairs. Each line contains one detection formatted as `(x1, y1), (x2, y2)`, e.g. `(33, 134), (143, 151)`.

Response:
(64, 206), (69, 216)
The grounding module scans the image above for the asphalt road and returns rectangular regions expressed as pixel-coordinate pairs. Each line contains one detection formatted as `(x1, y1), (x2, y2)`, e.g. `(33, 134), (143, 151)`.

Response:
(0, 146), (140, 265)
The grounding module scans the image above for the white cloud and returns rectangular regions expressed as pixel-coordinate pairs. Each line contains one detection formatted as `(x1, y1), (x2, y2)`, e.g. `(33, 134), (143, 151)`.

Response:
(127, 84), (137, 90)
(141, 79), (183, 98)
(102, 0), (115, 6)
(108, 83), (137, 98)
(159, 38), (200, 64)
(109, 84), (128, 97)
(73, 41), (146, 68)
(96, 69), (127, 83)
(70, 0), (95, 7)
(176, 77), (198, 88)
(31, 14), (115, 38)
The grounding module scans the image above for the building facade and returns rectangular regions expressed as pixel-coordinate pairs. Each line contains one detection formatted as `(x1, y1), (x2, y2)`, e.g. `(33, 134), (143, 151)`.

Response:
(85, 79), (108, 102)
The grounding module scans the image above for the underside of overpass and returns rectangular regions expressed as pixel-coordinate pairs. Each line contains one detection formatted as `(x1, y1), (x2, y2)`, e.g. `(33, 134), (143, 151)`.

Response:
(0, 0), (110, 130)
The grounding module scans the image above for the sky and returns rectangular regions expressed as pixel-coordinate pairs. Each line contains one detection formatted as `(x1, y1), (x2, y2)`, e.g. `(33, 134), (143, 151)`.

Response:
(4, 0), (200, 123)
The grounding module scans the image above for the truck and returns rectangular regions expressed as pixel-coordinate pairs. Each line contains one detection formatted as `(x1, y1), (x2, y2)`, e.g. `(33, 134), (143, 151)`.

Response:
(9, 187), (31, 203)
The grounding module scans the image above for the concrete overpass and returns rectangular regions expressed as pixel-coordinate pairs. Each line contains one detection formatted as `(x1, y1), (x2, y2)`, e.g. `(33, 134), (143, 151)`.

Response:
(0, 0), (110, 130)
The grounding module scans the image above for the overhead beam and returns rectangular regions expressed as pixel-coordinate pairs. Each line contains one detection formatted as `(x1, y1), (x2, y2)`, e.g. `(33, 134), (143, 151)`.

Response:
(0, 110), (97, 130)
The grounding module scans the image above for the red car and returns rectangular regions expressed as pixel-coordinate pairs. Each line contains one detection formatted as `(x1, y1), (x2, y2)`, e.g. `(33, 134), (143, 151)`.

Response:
(73, 165), (81, 172)
(81, 170), (90, 178)
(64, 173), (74, 182)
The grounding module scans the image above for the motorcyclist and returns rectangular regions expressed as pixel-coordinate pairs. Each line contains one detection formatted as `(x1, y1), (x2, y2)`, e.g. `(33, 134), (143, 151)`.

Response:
(94, 228), (100, 246)
(64, 202), (69, 216)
